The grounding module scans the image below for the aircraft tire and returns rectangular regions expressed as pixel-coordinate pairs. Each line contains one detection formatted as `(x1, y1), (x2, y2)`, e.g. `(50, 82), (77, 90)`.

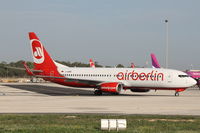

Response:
(175, 92), (179, 96)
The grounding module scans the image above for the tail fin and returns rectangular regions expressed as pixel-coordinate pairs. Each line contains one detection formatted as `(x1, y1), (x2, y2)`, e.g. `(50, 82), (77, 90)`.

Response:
(29, 32), (60, 76)
(131, 63), (135, 68)
(150, 53), (161, 68)
(89, 59), (95, 68)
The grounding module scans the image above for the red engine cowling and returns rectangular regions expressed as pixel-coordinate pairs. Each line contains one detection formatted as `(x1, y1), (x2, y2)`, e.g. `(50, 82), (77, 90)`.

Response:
(99, 82), (123, 93)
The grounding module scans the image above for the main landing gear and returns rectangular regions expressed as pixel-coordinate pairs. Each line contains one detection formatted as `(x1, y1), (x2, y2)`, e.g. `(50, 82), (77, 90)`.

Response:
(94, 90), (102, 95)
(175, 92), (179, 96)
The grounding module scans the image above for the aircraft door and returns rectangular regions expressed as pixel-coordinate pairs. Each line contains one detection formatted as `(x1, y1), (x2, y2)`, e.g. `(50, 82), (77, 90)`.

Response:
(167, 72), (173, 83)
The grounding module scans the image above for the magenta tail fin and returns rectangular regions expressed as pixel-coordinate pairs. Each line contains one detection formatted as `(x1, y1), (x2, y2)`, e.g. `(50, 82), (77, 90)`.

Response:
(151, 53), (161, 68)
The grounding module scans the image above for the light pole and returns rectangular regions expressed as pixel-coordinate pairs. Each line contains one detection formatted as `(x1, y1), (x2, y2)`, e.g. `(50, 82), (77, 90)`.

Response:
(165, 19), (169, 68)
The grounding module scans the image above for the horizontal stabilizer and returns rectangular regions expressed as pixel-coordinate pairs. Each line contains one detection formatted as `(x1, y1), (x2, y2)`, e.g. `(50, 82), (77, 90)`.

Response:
(23, 62), (43, 76)
(23, 62), (34, 76)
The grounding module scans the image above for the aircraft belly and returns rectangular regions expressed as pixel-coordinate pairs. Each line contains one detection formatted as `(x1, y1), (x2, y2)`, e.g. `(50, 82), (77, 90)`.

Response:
(123, 80), (164, 88)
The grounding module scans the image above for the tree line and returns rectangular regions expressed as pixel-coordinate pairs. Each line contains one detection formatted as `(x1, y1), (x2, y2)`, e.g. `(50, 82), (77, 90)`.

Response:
(0, 60), (126, 77)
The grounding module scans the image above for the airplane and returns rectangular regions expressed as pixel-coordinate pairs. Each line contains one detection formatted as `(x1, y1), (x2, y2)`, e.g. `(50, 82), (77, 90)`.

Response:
(150, 53), (200, 88)
(184, 70), (200, 88)
(24, 32), (196, 96)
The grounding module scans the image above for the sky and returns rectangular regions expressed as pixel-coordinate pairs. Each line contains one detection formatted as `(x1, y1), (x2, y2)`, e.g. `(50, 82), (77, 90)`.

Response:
(0, 0), (200, 70)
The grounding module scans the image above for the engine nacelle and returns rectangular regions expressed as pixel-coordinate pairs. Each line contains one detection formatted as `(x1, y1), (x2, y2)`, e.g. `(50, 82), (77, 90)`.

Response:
(130, 88), (150, 93)
(99, 82), (123, 93)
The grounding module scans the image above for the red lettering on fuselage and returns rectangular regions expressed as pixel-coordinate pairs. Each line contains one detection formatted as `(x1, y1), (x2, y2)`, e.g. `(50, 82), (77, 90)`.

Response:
(117, 70), (164, 81)
(131, 71), (139, 80)
(117, 72), (124, 80)
(139, 72), (146, 80)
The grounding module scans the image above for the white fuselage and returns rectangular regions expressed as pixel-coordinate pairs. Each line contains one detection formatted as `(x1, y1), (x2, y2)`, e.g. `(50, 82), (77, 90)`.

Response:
(28, 32), (197, 94)
(57, 66), (196, 89)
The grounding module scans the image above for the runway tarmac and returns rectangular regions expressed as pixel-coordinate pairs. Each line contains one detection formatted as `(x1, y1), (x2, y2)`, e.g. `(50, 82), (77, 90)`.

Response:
(0, 83), (200, 115)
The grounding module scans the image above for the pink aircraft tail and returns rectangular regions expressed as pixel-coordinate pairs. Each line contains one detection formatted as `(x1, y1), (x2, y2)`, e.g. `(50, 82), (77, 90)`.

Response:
(151, 53), (161, 68)
(131, 63), (135, 68)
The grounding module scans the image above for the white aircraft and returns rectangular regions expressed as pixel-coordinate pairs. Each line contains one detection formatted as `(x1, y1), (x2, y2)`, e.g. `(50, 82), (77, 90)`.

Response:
(25, 32), (196, 96)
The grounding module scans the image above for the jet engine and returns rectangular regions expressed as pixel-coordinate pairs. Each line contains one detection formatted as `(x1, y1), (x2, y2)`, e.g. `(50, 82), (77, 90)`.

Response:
(130, 88), (150, 93)
(99, 82), (123, 93)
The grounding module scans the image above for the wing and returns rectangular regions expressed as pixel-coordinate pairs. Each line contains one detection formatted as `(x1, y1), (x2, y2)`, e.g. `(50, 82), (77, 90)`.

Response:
(35, 75), (102, 85)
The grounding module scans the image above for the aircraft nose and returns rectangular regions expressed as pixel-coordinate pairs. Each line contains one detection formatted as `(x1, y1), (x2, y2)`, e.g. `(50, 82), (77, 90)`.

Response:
(188, 77), (197, 86)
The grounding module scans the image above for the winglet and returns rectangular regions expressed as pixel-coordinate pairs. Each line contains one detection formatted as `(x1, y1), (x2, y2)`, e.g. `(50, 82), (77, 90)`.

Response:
(150, 53), (161, 68)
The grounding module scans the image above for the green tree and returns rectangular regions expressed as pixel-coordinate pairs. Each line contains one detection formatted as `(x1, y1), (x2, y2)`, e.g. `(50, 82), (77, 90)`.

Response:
(116, 64), (124, 68)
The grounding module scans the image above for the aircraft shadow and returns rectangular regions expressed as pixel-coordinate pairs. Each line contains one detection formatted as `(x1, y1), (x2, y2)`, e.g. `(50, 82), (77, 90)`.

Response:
(2, 84), (174, 97)
(3, 84), (94, 96)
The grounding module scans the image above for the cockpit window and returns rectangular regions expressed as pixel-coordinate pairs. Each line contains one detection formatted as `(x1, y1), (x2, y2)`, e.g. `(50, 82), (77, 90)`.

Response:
(178, 75), (189, 78)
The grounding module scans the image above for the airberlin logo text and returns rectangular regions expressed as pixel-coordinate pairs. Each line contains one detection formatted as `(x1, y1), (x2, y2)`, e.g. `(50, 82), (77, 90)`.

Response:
(34, 47), (43, 59)
(116, 70), (164, 81)
(31, 39), (44, 64)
